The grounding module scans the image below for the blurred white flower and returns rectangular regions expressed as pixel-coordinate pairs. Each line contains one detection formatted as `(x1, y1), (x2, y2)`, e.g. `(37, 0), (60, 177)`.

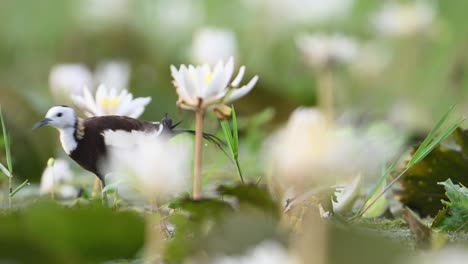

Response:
(95, 60), (131, 91)
(191, 27), (238, 66)
(351, 42), (391, 79)
(49, 64), (94, 103)
(371, 1), (435, 38)
(170, 57), (258, 118)
(77, 0), (131, 29)
(104, 132), (191, 201)
(296, 33), (359, 69)
(407, 246), (468, 264)
(72, 84), (151, 118)
(40, 159), (78, 198)
(212, 240), (299, 264)
(242, 0), (354, 27)
(152, 0), (204, 35)
(266, 108), (403, 188)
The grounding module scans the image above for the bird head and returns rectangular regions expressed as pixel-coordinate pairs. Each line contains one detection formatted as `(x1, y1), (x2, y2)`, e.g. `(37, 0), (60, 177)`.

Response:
(34, 106), (77, 130)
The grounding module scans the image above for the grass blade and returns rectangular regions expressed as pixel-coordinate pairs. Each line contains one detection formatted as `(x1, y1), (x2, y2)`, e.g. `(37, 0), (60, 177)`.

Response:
(9, 179), (29, 198)
(409, 118), (465, 166)
(231, 106), (239, 157)
(0, 106), (12, 172)
(220, 114), (244, 184)
(359, 106), (464, 217)
(355, 162), (394, 217)
(0, 162), (12, 178)
(221, 120), (235, 158)
(410, 105), (455, 166)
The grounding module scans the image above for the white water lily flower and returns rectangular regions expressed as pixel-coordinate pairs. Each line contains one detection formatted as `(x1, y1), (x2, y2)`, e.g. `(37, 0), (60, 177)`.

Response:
(242, 0), (354, 27)
(152, 0), (204, 35)
(266, 107), (403, 189)
(191, 27), (238, 66)
(212, 240), (299, 264)
(104, 133), (191, 201)
(170, 57), (258, 118)
(296, 33), (359, 69)
(94, 60), (131, 90)
(72, 84), (151, 118)
(77, 0), (130, 29)
(40, 159), (78, 199)
(408, 246), (468, 264)
(371, 1), (435, 38)
(49, 64), (94, 103)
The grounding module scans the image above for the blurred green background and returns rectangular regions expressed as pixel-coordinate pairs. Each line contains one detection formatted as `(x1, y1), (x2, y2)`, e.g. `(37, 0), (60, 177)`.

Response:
(0, 0), (468, 182)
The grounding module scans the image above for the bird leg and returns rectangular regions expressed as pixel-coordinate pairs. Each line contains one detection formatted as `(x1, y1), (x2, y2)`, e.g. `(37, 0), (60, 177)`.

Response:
(93, 175), (108, 205)
(100, 176), (108, 206)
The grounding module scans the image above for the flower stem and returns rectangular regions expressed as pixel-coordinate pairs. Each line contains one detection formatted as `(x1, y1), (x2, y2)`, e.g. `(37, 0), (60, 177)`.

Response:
(193, 109), (204, 200)
(318, 69), (334, 126)
(8, 177), (12, 209)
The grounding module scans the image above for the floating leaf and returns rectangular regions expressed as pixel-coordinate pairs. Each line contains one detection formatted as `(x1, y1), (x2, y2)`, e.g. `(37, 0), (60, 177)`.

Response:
(396, 138), (468, 216)
(0, 201), (145, 263)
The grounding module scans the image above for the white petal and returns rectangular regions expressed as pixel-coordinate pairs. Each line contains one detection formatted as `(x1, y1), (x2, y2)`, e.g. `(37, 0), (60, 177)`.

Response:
(83, 86), (99, 116)
(230, 66), (245, 87)
(118, 97), (152, 117)
(181, 66), (200, 102)
(205, 70), (226, 100)
(223, 57), (235, 85)
(226, 75), (258, 103)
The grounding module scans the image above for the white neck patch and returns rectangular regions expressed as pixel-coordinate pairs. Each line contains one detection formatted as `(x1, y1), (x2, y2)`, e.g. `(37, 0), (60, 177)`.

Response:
(59, 127), (78, 154)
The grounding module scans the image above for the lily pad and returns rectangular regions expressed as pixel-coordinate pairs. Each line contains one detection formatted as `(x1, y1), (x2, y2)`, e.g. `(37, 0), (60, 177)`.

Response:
(395, 128), (468, 216)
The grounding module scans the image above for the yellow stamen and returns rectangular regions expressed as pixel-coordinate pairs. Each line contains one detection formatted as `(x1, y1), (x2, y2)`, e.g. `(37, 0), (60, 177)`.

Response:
(205, 72), (213, 85)
(100, 98), (120, 109)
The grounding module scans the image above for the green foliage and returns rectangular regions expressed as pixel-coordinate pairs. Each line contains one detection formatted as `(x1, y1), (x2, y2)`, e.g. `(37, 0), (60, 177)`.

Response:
(360, 106), (465, 217)
(220, 106), (244, 183)
(0, 105), (12, 176)
(0, 201), (145, 263)
(432, 179), (468, 232)
(357, 167), (389, 218)
(164, 184), (283, 263)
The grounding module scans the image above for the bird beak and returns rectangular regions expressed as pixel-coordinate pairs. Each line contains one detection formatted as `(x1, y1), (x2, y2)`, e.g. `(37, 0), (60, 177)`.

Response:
(33, 118), (51, 129)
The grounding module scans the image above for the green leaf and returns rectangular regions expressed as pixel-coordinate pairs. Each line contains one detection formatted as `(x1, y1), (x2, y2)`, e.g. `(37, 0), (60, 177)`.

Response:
(231, 105), (239, 154)
(220, 111), (244, 184)
(432, 179), (468, 232)
(0, 105), (13, 172)
(362, 178), (389, 218)
(356, 163), (395, 218)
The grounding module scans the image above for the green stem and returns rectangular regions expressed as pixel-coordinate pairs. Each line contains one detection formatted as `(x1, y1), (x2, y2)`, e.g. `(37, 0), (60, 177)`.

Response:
(359, 167), (410, 217)
(234, 158), (244, 184)
(8, 177), (12, 209)
(193, 109), (204, 200)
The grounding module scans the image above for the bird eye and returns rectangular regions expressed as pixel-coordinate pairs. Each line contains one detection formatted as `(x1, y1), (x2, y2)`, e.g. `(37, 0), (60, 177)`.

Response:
(57, 113), (63, 117)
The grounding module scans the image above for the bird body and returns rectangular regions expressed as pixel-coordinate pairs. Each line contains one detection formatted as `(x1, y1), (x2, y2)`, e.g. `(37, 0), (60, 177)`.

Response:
(35, 105), (223, 195)
(35, 106), (171, 187)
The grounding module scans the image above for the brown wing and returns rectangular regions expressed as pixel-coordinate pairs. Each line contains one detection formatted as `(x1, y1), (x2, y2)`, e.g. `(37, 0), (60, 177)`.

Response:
(69, 116), (159, 179)
(83, 115), (158, 133)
